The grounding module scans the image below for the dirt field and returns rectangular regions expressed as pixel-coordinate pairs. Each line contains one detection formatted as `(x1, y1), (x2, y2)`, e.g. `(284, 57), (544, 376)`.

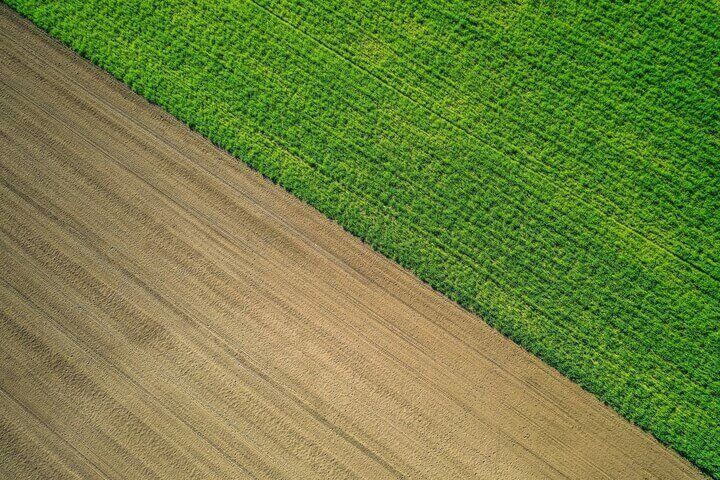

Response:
(0, 6), (705, 479)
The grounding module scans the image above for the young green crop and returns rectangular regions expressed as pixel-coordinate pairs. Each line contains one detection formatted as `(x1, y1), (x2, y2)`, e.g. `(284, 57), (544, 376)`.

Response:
(6, 0), (718, 475)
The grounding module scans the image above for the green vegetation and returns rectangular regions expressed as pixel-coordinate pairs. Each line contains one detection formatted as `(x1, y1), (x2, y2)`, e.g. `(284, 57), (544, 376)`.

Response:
(6, 0), (719, 474)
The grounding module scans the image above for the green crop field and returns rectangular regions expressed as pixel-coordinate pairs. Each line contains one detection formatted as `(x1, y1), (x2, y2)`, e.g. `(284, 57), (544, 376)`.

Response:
(6, 0), (719, 475)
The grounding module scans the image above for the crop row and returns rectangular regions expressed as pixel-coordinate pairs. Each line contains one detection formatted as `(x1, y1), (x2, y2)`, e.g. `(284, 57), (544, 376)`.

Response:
(254, 0), (720, 278)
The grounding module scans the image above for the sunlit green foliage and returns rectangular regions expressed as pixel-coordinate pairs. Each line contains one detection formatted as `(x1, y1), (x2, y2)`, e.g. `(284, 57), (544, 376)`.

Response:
(7, 0), (719, 475)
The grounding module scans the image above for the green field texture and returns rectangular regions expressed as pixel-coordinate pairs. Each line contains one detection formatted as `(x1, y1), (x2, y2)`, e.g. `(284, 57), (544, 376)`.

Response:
(6, 0), (719, 475)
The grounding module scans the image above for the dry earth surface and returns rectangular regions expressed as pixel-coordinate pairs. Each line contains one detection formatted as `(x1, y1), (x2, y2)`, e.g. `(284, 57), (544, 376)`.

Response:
(0, 6), (707, 479)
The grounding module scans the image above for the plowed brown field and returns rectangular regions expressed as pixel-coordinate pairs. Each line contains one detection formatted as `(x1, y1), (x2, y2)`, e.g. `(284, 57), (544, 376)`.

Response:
(0, 6), (705, 479)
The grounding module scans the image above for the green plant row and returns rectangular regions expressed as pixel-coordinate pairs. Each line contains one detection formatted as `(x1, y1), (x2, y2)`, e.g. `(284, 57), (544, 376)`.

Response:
(255, 0), (720, 278)
(6, 0), (718, 475)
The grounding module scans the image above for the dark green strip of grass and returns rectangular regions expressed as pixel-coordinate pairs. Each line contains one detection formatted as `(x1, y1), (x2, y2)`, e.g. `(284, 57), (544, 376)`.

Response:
(6, 0), (718, 475)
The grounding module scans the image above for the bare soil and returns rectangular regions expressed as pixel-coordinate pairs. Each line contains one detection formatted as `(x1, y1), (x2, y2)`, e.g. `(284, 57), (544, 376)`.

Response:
(0, 6), (705, 479)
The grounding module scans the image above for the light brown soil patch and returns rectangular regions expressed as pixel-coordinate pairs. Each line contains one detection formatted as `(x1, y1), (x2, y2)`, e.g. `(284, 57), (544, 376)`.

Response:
(0, 6), (705, 479)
